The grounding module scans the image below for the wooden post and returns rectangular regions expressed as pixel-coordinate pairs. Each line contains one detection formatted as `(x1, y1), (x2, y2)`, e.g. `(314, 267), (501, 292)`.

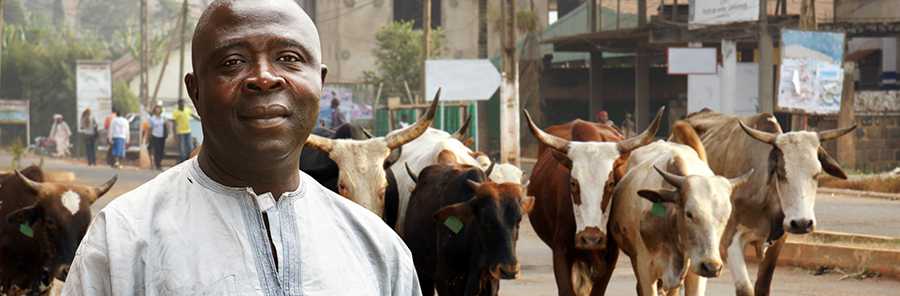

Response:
(178, 0), (188, 102)
(758, 0), (774, 113)
(0, 0), (5, 90)
(616, 0), (621, 29)
(500, 0), (520, 166)
(634, 0), (649, 129)
(588, 0), (596, 32)
(590, 51), (604, 120)
(721, 40), (737, 114)
(792, 0), (818, 129)
(422, 0), (431, 103)
(837, 62), (857, 168)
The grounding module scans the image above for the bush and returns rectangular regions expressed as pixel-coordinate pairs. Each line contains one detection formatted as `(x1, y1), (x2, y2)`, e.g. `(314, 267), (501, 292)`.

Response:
(363, 21), (445, 101)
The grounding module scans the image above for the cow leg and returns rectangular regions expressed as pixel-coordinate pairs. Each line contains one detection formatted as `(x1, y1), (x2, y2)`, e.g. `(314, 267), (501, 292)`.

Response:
(753, 235), (786, 296)
(683, 271), (706, 296)
(631, 257), (657, 296)
(588, 245), (619, 296)
(726, 234), (753, 296)
(552, 250), (578, 296)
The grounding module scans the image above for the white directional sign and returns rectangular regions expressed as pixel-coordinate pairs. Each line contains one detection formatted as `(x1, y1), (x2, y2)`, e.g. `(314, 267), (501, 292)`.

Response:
(425, 59), (501, 101)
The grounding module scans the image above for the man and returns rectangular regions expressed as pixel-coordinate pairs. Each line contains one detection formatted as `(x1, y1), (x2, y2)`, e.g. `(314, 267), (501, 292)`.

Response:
(329, 97), (346, 129)
(172, 99), (197, 162)
(596, 110), (616, 127)
(48, 114), (72, 157)
(107, 109), (129, 168)
(63, 1), (421, 295)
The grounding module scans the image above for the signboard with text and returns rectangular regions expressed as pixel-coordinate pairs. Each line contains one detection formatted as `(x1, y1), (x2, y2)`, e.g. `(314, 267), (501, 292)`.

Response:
(689, 0), (759, 28)
(76, 60), (112, 129)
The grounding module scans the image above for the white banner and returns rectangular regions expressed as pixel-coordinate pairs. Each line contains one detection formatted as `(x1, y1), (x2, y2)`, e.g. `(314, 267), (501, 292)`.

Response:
(425, 59), (501, 101)
(76, 61), (112, 129)
(777, 30), (846, 114)
(689, 0), (759, 28)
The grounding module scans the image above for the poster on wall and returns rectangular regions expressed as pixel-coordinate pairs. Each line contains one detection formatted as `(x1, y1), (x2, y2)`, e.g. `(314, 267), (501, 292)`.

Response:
(319, 85), (373, 128)
(76, 60), (112, 129)
(777, 29), (846, 114)
(689, 0), (759, 28)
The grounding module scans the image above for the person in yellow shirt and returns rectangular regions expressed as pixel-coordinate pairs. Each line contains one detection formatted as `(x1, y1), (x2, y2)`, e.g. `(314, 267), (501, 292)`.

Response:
(172, 99), (199, 162)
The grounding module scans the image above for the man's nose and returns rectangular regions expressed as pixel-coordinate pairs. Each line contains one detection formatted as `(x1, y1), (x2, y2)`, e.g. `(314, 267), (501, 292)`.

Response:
(243, 63), (285, 93)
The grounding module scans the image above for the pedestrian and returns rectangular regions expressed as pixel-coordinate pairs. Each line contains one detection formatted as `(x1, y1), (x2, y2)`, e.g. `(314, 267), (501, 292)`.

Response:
(48, 114), (71, 157)
(596, 110), (616, 128)
(621, 113), (636, 138)
(329, 96), (346, 129)
(103, 110), (118, 166)
(79, 108), (99, 166)
(63, 1), (421, 294)
(148, 105), (167, 170)
(172, 99), (197, 162)
(107, 109), (129, 168)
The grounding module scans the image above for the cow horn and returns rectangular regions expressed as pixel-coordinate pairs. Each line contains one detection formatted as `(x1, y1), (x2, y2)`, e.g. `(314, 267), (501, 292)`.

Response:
(451, 114), (472, 140)
(361, 128), (374, 139)
(484, 162), (496, 179)
(738, 120), (777, 144)
(818, 125), (857, 142)
(305, 134), (335, 153)
(618, 106), (665, 153)
(523, 109), (570, 154)
(92, 175), (118, 200)
(16, 170), (44, 193)
(405, 163), (418, 183)
(385, 88), (441, 149)
(653, 165), (685, 188)
(466, 180), (483, 191)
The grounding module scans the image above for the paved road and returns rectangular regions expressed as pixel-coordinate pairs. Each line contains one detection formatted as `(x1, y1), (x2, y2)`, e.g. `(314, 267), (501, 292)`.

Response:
(7, 154), (900, 295)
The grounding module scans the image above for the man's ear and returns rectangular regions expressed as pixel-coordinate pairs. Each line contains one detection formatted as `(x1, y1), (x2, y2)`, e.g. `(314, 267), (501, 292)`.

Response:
(320, 64), (328, 86)
(433, 201), (474, 224)
(637, 189), (678, 204)
(185, 73), (200, 112)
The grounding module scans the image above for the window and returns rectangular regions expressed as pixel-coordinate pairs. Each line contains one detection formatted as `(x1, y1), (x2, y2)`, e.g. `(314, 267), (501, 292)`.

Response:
(393, 0), (442, 29)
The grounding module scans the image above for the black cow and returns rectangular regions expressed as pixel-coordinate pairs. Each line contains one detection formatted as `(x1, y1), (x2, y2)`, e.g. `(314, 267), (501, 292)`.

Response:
(403, 163), (533, 296)
(0, 165), (116, 294)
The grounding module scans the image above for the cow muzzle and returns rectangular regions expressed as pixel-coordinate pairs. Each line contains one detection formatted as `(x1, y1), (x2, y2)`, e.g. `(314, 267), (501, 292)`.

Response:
(574, 227), (606, 251)
(785, 218), (815, 234)
(695, 260), (723, 278)
(490, 263), (520, 280)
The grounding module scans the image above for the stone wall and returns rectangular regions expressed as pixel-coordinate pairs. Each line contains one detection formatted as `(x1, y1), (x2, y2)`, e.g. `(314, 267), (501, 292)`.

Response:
(814, 91), (900, 173)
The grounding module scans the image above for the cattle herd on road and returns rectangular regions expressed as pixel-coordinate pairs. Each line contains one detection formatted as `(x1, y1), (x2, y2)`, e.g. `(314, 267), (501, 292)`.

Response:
(0, 89), (858, 295)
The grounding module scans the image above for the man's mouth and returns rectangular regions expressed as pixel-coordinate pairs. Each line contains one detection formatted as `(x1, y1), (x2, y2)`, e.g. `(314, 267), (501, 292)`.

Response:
(238, 105), (292, 129)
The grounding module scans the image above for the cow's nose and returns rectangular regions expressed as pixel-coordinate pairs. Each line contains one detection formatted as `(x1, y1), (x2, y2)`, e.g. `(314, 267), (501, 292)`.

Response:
(575, 227), (606, 250)
(698, 260), (723, 278)
(788, 219), (815, 234)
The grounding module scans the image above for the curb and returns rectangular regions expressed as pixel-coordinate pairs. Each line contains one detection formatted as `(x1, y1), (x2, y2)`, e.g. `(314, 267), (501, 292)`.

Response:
(818, 187), (900, 201)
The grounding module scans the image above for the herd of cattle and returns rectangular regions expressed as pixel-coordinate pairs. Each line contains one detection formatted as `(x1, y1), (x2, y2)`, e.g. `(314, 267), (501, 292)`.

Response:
(0, 90), (858, 296)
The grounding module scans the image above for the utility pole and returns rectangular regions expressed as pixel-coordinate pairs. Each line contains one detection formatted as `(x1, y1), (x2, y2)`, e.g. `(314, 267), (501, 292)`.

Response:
(634, 0), (649, 128)
(178, 0), (189, 103)
(0, 0), (5, 91)
(422, 0), (431, 104)
(758, 0), (775, 113)
(588, 0), (596, 32)
(500, 0), (519, 166)
(140, 0), (150, 108)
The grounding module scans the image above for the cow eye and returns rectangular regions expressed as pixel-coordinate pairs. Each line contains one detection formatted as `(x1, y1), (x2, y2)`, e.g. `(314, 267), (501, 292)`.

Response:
(686, 212), (694, 220)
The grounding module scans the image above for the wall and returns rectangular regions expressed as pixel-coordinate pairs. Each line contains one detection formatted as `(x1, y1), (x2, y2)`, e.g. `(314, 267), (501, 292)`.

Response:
(128, 45), (194, 105)
(816, 91), (900, 172)
(835, 0), (900, 21)
(316, 1), (393, 84)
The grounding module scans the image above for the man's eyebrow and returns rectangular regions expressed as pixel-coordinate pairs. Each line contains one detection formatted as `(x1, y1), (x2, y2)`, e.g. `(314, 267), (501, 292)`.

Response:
(273, 39), (314, 61)
(210, 39), (252, 58)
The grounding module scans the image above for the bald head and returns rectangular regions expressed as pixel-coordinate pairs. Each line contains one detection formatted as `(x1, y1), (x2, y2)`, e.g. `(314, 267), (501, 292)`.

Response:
(191, 0), (321, 73)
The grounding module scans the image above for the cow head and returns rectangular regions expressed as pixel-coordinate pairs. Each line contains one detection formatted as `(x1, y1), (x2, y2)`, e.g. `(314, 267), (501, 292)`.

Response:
(638, 159), (752, 278)
(433, 177), (534, 280)
(303, 89), (441, 216)
(524, 107), (664, 250)
(5, 171), (117, 278)
(739, 120), (856, 234)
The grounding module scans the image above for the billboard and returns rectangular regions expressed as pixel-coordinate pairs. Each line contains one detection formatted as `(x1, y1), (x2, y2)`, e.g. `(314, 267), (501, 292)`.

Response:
(777, 29), (846, 114)
(76, 61), (112, 129)
(319, 85), (374, 128)
(425, 59), (501, 101)
(0, 100), (29, 124)
(689, 0), (759, 28)
(668, 48), (717, 75)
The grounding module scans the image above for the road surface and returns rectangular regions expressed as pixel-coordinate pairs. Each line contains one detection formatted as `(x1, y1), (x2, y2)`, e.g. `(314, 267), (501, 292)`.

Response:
(6, 154), (900, 295)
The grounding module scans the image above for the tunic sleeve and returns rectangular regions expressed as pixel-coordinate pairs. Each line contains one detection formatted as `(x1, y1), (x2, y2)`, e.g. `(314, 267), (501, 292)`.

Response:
(62, 209), (143, 296)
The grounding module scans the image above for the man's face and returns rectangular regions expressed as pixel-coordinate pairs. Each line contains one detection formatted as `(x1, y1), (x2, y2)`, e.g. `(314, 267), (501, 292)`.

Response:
(186, 1), (325, 162)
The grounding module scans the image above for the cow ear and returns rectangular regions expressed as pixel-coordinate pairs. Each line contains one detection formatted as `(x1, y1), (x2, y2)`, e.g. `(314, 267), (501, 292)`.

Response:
(818, 147), (848, 180)
(637, 189), (678, 204)
(433, 202), (474, 224)
(6, 203), (42, 225)
(550, 149), (573, 169)
(521, 196), (535, 214)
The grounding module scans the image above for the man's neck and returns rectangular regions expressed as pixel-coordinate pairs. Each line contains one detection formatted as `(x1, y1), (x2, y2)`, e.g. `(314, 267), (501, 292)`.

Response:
(197, 149), (301, 199)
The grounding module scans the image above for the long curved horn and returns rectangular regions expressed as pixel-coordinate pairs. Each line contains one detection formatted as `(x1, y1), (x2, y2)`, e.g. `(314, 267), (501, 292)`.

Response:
(385, 88), (442, 149)
(818, 125), (857, 142)
(305, 134), (336, 153)
(405, 163), (418, 183)
(452, 114), (472, 140)
(738, 120), (777, 144)
(16, 170), (44, 193)
(484, 161), (496, 179)
(653, 165), (685, 188)
(92, 175), (118, 199)
(523, 109), (570, 153)
(618, 106), (665, 153)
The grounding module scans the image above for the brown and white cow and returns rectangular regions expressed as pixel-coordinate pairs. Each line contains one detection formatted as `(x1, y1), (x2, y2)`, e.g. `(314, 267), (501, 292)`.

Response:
(524, 107), (664, 296)
(682, 110), (855, 296)
(0, 166), (116, 294)
(403, 162), (532, 296)
(302, 89), (442, 217)
(610, 122), (752, 296)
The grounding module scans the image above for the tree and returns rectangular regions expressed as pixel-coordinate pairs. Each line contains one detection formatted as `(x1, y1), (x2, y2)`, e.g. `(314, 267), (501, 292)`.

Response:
(363, 21), (445, 101)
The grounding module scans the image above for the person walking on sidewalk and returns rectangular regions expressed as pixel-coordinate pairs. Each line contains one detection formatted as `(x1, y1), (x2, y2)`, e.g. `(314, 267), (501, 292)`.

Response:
(108, 110), (129, 168)
(147, 105), (167, 170)
(79, 108), (99, 166)
(172, 99), (198, 162)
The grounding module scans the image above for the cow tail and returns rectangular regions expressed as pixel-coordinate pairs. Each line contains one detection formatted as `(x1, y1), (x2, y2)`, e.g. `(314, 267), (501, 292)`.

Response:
(754, 235), (786, 296)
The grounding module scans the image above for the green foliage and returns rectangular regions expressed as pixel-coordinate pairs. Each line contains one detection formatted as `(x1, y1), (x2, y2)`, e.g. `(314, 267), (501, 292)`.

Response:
(363, 21), (445, 101)
(113, 81), (140, 114)
(0, 23), (109, 143)
(9, 138), (24, 170)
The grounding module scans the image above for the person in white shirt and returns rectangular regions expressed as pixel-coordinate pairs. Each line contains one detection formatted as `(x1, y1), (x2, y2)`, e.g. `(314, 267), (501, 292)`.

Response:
(147, 105), (167, 170)
(63, 1), (422, 295)
(107, 109), (129, 168)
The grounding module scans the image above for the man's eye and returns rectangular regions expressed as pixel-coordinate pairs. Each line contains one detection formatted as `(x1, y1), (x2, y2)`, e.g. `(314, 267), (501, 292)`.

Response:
(277, 55), (301, 63)
(223, 59), (244, 67)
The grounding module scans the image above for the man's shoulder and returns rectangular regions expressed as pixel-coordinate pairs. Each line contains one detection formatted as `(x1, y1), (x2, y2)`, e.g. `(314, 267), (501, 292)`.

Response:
(100, 162), (191, 218)
(302, 175), (403, 246)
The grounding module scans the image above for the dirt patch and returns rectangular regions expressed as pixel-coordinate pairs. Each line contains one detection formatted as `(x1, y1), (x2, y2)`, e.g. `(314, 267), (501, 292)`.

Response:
(819, 175), (900, 194)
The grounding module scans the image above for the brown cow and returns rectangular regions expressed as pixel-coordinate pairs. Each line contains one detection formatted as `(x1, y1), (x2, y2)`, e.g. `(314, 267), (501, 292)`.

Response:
(524, 107), (664, 296)
(0, 166), (116, 294)
(681, 110), (855, 296)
